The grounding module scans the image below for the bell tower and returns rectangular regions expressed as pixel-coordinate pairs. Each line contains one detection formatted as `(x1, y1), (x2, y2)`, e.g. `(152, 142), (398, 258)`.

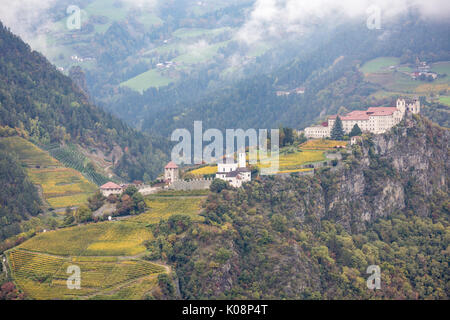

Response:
(238, 152), (246, 168)
(396, 98), (406, 114)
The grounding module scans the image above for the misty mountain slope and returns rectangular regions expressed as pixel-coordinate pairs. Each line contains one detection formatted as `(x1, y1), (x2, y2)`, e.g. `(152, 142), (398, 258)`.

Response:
(0, 22), (169, 181)
(149, 115), (449, 299)
(141, 19), (450, 136)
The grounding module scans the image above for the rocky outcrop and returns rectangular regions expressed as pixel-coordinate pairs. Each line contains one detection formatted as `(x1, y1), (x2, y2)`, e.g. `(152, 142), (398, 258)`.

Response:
(321, 115), (449, 231)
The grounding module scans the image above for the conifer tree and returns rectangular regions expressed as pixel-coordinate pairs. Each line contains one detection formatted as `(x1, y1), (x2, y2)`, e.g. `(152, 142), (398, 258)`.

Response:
(331, 116), (345, 140)
(349, 124), (362, 137)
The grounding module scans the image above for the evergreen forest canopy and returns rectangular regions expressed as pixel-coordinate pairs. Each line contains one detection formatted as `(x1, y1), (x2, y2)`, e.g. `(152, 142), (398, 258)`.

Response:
(0, 151), (42, 241)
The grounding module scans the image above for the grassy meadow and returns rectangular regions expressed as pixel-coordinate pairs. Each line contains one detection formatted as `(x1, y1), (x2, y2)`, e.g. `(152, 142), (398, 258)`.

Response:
(120, 69), (175, 93)
(361, 58), (450, 95)
(438, 96), (450, 106)
(360, 57), (400, 74)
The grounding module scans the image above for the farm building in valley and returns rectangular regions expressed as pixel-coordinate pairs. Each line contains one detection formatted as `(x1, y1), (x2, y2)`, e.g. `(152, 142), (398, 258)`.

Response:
(100, 182), (123, 197)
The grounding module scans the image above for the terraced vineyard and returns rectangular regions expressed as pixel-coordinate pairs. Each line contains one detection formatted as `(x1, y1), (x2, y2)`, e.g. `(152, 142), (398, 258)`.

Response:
(188, 165), (218, 176)
(5, 192), (207, 299)
(262, 150), (326, 172)
(7, 249), (165, 300)
(19, 221), (153, 256)
(129, 196), (205, 224)
(44, 144), (110, 186)
(27, 167), (97, 209)
(0, 136), (97, 208)
(0, 136), (59, 167)
(300, 139), (348, 150)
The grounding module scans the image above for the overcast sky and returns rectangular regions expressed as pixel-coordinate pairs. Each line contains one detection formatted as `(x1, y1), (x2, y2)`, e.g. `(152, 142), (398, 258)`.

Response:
(237, 0), (450, 43)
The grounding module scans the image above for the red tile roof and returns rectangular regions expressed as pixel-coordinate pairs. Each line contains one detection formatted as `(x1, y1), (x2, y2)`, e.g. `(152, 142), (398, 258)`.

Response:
(329, 107), (398, 121)
(367, 107), (397, 116)
(165, 161), (178, 169)
(100, 182), (122, 189)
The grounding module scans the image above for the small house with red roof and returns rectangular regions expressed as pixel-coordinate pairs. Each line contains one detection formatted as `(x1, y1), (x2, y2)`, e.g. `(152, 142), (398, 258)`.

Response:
(164, 161), (179, 184)
(100, 182), (123, 197)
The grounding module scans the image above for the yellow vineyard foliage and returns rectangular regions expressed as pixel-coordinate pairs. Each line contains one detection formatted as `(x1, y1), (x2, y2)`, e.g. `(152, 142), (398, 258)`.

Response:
(258, 150), (326, 172)
(19, 222), (153, 256)
(130, 197), (205, 224)
(188, 165), (217, 176)
(300, 139), (348, 150)
(7, 249), (165, 300)
(27, 167), (97, 208)
(0, 136), (59, 167)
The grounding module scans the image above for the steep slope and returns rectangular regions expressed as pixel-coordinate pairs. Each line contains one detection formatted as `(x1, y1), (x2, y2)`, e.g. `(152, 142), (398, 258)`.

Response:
(148, 115), (449, 299)
(0, 133), (101, 242)
(0, 150), (42, 241)
(0, 22), (169, 182)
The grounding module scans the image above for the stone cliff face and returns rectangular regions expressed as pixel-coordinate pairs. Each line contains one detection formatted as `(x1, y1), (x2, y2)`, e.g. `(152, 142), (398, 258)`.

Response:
(322, 115), (449, 232)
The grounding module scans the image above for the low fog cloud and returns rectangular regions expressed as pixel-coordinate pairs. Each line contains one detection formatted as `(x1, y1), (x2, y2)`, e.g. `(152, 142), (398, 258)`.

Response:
(120, 0), (159, 8)
(1, 0), (448, 55)
(237, 0), (450, 43)
(0, 0), (160, 52)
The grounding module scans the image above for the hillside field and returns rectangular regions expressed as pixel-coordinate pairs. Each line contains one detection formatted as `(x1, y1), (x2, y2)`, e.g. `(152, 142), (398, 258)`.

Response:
(0, 136), (97, 209)
(7, 248), (165, 300)
(360, 57), (400, 74)
(361, 58), (450, 94)
(300, 139), (348, 150)
(0, 137), (59, 167)
(5, 191), (206, 299)
(27, 168), (97, 208)
(119, 69), (175, 93)
(129, 196), (205, 225)
(438, 96), (450, 106)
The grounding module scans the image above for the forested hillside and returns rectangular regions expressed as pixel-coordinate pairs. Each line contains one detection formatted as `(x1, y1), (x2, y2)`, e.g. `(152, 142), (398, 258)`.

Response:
(0, 151), (42, 241)
(0, 22), (169, 182)
(147, 115), (449, 299)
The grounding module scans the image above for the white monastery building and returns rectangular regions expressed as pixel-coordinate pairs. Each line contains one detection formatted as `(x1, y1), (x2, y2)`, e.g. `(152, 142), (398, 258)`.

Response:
(216, 152), (251, 188)
(304, 98), (420, 139)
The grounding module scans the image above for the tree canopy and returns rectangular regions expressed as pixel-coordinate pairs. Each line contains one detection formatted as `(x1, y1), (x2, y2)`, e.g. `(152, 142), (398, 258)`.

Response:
(349, 124), (362, 137)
